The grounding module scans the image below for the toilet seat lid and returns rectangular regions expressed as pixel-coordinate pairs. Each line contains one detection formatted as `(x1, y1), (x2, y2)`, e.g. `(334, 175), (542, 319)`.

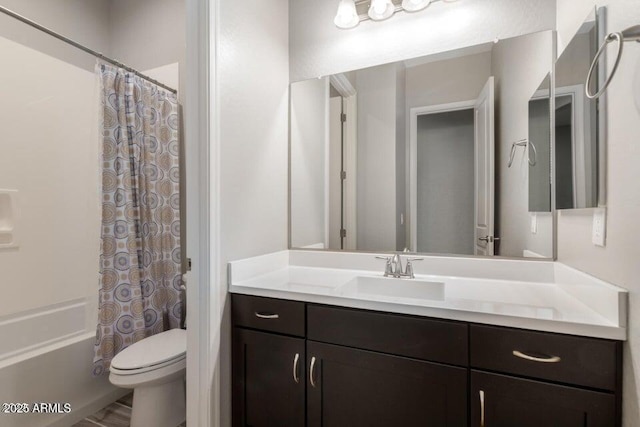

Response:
(110, 328), (186, 371)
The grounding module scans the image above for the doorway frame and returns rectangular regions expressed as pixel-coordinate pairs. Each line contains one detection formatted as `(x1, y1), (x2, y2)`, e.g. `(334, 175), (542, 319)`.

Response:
(408, 100), (476, 252)
(329, 73), (358, 250)
(185, 0), (217, 426)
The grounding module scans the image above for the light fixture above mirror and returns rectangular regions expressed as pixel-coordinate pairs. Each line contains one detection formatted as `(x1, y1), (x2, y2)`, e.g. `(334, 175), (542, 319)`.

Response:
(335, 0), (458, 29)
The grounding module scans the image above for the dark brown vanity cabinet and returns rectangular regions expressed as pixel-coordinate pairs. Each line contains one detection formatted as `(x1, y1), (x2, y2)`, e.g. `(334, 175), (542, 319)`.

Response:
(306, 341), (467, 426)
(469, 325), (622, 427)
(232, 328), (306, 427)
(232, 294), (622, 427)
(470, 371), (616, 427)
(305, 304), (468, 425)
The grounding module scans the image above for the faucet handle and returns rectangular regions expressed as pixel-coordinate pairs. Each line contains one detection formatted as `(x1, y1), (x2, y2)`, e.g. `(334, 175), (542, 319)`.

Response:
(375, 256), (393, 276)
(404, 258), (424, 278)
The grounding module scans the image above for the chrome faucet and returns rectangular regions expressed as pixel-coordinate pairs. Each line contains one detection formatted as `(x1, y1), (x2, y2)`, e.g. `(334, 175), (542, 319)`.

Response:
(376, 253), (423, 279)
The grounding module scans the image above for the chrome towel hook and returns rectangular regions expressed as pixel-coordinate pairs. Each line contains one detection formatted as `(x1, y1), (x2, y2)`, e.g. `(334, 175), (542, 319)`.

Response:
(586, 24), (640, 99)
(508, 139), (537, 168)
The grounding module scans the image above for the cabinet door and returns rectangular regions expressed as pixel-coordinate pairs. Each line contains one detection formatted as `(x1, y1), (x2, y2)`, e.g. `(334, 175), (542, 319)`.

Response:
(307, 341), (467, 427)
(232, 328), (305, 427)
(471, 370), (616, 427)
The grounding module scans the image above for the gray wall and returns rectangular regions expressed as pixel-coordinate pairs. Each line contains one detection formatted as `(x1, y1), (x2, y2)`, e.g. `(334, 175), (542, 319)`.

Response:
(219, 1), (290, 425)
(0, 0), (111, 72)
(109, 0), (185, 72)
(108, 0), (186, 100)
(491, 30), (554, 258)
(416, 110), (475, 255)
(356, 63), (398, 251)
(556, 1), (640, 425)
(290, 78), (328, 248)
(405, 51), (492, 110)
(395, 64), (407, 251)
(0, 0), (110, 53)
(289, 0), (555, 82)
(0, 0), (185, 94)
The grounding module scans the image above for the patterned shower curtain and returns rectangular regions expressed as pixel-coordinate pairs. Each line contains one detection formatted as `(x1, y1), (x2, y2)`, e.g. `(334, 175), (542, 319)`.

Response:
(93, 64), (182, 375)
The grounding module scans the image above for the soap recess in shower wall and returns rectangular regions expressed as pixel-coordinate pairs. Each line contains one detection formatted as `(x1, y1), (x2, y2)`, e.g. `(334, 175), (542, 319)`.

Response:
(0, 189), (18, 248)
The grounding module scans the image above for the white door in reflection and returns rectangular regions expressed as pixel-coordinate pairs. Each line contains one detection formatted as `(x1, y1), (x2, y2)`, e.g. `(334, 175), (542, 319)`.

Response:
(473, 77), (496, 256)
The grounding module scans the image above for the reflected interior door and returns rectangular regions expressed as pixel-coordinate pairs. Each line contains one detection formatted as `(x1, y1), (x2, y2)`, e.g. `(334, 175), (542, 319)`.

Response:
(328, 96), (344, 250)
(474, 77), (496, 256)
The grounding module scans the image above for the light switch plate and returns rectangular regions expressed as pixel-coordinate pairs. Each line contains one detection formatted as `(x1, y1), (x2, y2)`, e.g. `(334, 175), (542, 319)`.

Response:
(592, 208), (606, 247)
(530, 213), (537, 234)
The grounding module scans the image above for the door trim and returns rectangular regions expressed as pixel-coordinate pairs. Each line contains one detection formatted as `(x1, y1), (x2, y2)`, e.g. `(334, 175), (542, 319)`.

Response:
(185, 0), (217, 426)
(408, 100), (476, 252)
(329, 74), (357, 250)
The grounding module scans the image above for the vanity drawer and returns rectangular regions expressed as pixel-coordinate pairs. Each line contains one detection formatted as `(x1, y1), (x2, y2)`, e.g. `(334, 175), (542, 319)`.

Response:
(470, 325), (620, 391)
(232, 294), (305, 337)
(308, 305), (468, 366)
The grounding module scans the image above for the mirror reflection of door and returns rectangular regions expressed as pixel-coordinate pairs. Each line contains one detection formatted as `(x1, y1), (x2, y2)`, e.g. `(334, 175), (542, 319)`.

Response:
(473, 77), (496, 256)
(328, 75), (357, 251)
(555, 95), (575, 209)
(328, 93), (344, 250)
(411, 77), (495, 256)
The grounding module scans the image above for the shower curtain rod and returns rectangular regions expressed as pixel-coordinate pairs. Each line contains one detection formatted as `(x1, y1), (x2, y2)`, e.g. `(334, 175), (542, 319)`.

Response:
(0, 5), (178, 94)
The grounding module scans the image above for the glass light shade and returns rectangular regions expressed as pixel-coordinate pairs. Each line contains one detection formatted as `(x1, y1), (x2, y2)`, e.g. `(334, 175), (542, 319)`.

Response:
(402, 0), (431, 12)
(368, 0), (395, 21)
(334, 0), (360, 29)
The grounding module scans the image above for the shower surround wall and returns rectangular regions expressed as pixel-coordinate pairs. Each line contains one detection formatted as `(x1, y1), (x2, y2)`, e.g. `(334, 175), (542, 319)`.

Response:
(0, 1), (184, 426)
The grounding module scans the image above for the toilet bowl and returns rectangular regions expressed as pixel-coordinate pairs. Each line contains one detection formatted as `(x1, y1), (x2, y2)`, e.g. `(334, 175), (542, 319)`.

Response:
(109, 328), (186, 427)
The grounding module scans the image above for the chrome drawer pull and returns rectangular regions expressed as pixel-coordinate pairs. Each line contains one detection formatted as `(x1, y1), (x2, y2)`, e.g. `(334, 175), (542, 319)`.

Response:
(254, 312), (279, 319)
(293, 353), (300, 384)
(479, 390), (485, 427)
(513, 350), (561, 363)
(310, 356), (317, 388)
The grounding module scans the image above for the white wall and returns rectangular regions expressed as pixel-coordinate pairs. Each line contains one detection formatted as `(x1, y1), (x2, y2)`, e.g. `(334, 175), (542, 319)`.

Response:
(491, 31), (554, 258)
(556, 1), (640, 425)
(219, 1), (290, 425)
(290, 78), (329, 248)
(289, 0), (555, 82)
(355, 63), (398, 251)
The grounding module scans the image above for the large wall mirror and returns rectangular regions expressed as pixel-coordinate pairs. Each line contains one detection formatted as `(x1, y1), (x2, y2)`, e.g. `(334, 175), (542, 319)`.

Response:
(290, 30), (555, 259)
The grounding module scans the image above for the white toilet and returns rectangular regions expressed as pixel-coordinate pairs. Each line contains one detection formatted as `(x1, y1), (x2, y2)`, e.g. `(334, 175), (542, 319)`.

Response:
(109, 328), (187, 427)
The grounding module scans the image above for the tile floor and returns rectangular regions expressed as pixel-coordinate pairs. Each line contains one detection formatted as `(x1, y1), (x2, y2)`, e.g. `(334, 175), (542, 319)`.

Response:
(72, 394), (186, 427)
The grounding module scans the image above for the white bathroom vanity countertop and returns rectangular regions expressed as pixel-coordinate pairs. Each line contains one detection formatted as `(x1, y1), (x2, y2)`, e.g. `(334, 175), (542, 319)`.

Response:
(228, 250), (628, 340)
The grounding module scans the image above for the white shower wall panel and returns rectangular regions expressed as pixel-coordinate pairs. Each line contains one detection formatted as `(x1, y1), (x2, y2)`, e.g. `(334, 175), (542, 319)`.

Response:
(0, 35), (100, 325)
(0, 33), (121, 426)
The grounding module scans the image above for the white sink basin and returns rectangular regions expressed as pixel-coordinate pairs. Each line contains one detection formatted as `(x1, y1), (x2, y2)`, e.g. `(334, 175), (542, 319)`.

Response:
(340, 276), (445, 301)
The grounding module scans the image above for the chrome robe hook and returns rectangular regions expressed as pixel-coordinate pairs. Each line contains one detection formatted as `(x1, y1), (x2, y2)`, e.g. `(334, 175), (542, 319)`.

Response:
(508, 139), (537, 168)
